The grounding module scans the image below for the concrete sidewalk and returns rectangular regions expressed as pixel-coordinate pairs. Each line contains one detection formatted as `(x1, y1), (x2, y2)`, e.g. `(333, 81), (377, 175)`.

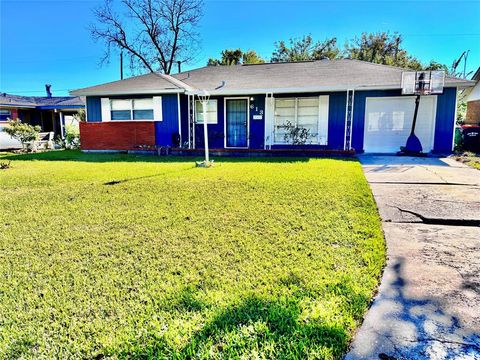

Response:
(345, 156), (480, 360)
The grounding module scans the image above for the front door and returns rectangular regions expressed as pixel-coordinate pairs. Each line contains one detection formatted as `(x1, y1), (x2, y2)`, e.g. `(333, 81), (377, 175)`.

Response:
(225, 99), (248, 148)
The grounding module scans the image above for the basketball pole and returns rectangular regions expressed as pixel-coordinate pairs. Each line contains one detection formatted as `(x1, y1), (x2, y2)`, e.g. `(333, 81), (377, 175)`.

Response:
(403, 94), (423, 154)
(410, 95), (421, 137)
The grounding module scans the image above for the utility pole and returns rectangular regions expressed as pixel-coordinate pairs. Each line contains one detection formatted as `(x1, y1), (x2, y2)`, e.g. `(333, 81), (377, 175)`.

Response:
(453, 50), (470, 79)
(120, 50), (124, 80)
(463, 50), (470, 79)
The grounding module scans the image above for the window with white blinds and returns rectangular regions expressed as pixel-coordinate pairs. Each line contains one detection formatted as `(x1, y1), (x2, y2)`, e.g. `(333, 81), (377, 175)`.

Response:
(195, 100), (218, 124)
(101, 97), (162, 121)
(273, 96), (329, 145)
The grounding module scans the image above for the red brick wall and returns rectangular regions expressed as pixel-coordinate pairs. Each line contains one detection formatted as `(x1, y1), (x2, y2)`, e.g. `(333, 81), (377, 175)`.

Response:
(466, 100), (480, 125)
(80, 121), (156, 150)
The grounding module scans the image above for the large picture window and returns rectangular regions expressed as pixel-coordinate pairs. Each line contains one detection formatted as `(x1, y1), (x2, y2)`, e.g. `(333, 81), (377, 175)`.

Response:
(110, 98), (154, 121)
(274, 97), (328, 145)
(195, 100), (218, 124)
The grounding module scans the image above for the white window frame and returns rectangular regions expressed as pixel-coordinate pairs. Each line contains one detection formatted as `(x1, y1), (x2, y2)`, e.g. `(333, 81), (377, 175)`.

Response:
(110, 98), (154, 121)
(273, 96), (328, 145)
(101, 96), (162, 122)
(194, 99), (218, 124)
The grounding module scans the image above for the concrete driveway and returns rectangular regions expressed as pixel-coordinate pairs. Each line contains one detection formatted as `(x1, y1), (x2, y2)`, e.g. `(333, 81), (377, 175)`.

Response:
(346, 156), (480, 360)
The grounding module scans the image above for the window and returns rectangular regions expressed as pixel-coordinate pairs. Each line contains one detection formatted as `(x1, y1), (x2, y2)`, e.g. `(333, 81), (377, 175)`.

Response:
(110, 98), (154, 121)
(111, 99), (132, 120)
(133, 99), (154, 120)
(274, 97), (326, 144)
(0, 109), (11, 121)
(195, 100), (217, 124)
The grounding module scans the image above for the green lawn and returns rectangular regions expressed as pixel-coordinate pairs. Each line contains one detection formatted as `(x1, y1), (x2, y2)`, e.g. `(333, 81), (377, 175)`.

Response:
(0, 151), (385, 359)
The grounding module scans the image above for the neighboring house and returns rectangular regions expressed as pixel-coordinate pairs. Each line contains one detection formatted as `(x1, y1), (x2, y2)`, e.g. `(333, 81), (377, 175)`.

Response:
(71, 59), (473, 154)
(0, 86), (84, 149)
(465, 67), (480, 125)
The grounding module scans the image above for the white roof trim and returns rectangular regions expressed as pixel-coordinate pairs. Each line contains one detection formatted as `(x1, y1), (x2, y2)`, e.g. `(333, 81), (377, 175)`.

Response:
(161, 74), (194, 91)
(186, 81), (471, 96)
(70, 88), (185, 96)
(188, 85), (398, 96)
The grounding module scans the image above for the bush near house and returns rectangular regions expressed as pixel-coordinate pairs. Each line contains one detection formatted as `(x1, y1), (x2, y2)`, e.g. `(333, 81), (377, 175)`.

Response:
(0, 151), (385, 359)
(2, 119), (40, 151)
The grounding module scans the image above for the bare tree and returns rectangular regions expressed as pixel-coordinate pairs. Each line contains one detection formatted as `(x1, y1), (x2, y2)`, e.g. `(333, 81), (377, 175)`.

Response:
(90, 0), (203, 74)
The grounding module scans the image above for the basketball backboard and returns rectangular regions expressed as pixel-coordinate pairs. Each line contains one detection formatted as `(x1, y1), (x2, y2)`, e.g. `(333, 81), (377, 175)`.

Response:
(401, 70), (445, 95)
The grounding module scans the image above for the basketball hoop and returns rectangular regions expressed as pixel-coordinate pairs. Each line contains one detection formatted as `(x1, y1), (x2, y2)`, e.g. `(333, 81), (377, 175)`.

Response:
(401, 70), (445, 96)
(399, 70), (445, 156)
(196, 90), (213, 167)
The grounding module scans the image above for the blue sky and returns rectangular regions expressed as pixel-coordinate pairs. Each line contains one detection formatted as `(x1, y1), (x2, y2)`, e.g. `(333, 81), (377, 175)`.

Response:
(1, 0), (479, 96)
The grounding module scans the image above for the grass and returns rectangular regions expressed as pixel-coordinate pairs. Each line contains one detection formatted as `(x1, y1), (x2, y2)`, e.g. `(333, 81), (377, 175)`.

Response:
(454, 152), (480, 170)
(0, 150), (385, 359)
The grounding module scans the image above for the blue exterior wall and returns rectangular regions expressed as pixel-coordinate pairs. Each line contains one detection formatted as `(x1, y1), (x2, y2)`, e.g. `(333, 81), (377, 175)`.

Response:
(85, 95), (181, 146)
(184, 92), (348, 150)
(351, 89), (402, 152)
(194, 96), (226, 149)
(352, 88), (456, 152)
(86, 97), (102, 122)
(182, 95), (266, 149)
(433, 87), (456, 152)
(155, 94), (180, 147)
(328, 92), (347, 150)
(85, 87), (457, 153)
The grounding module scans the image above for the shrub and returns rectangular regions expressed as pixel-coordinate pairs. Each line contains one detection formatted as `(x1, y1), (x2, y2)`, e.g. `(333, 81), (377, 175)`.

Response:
(65, 124), (80, 149)
(282, 120), (311, 145)
(2, 118), (41, 151)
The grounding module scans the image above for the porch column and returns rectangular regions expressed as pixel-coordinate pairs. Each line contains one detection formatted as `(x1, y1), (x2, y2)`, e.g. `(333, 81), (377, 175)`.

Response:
(52, 110), (56, 134)
(59, 111), (65, 139)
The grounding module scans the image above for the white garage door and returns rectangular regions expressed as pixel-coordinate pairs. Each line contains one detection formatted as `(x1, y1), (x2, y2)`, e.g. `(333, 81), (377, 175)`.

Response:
(364, 96), (437, 153)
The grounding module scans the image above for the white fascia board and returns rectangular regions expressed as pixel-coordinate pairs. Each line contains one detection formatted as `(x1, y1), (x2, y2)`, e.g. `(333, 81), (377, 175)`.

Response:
(186, 82), (473, 96)
(70, 88), (185, 96)
(187, 85), (397, 96)
(161, 74), (195, 91)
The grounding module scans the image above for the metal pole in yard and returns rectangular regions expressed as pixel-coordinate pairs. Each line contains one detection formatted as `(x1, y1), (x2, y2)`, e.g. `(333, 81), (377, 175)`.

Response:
(202, 99), (210, 163)
(197, 90), (211, 166)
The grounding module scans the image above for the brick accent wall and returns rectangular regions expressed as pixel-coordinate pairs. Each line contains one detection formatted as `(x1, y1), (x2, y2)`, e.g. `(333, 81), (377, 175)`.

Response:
(80, 121), (156, 150)
(466, 100), (480, 125)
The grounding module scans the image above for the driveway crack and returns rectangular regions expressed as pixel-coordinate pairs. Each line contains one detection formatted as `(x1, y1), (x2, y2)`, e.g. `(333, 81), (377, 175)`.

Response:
(390, 206), (480, 227)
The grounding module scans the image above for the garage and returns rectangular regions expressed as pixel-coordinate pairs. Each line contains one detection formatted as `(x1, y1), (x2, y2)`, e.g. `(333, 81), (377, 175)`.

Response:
(363, 96), (437, 153)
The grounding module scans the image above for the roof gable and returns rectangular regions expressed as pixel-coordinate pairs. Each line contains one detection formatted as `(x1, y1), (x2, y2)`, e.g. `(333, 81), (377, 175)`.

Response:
(70, 72), (185, 96)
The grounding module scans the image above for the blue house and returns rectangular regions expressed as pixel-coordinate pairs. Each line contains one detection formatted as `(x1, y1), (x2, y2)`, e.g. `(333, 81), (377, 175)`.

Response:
(0, 87), (84, 149)
(71, 59), (472, 154)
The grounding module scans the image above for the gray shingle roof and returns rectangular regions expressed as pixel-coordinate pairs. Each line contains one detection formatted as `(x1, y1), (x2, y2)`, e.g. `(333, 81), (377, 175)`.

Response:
(173, 59), (473, 94)
(70, 72), (186, 96)
(0, 93), (84, 108)
(70, 59), (474, 96)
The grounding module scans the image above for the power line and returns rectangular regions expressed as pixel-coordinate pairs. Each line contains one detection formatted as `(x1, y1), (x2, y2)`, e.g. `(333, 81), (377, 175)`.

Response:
(0, 89), (72, 94)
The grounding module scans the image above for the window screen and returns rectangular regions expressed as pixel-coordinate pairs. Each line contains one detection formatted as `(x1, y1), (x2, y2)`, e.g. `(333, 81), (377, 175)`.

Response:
(274, 97), (326, 145)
